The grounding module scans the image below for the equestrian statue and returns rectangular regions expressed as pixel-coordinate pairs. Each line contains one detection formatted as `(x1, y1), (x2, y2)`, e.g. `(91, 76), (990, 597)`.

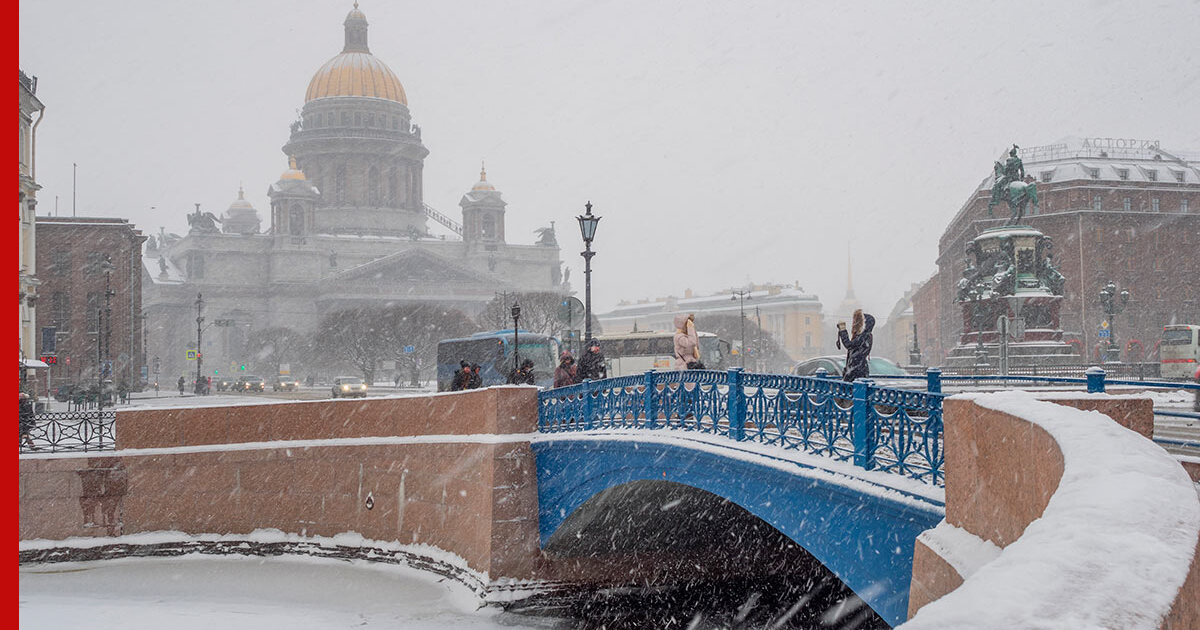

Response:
(988, 144), (1039, 224)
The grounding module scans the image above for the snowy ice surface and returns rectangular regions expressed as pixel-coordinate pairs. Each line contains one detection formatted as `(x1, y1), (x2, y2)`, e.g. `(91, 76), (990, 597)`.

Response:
(533, 428), (946, 510)
(915, 521), (1000, 581)
(19, 554), (554, 630)
(899, 390), (1200, 630)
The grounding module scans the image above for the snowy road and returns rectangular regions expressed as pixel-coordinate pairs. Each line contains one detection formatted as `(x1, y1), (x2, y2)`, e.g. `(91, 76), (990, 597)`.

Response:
(19, 556), (559, 629)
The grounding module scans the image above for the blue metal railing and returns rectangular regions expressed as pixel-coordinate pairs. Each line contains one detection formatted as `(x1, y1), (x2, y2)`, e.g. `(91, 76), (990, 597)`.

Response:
(537, 369), (946, 486)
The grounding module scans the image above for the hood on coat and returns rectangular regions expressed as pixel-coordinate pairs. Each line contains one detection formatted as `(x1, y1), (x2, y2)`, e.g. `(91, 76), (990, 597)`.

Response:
(673, 313), (691, 330)
(862, 314), (876, 334)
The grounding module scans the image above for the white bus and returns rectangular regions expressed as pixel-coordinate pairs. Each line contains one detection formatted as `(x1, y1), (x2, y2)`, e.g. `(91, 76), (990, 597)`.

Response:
(1160, 324), (1200, 380)
(596, 331), (731, 378)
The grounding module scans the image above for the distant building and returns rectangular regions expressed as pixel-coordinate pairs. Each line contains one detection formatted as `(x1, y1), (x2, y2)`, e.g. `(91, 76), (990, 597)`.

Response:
(877, 282), (923, 366)
(143, 6), (565, 381)
(913, 137), (1200, 364)
(19, 69), (45, 382)
(35, 217), (146, 391)
(598, 282), (826, 361)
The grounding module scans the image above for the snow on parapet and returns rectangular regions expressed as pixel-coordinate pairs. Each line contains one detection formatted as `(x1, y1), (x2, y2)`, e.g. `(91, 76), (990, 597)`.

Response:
(900, 391), (1200, 630)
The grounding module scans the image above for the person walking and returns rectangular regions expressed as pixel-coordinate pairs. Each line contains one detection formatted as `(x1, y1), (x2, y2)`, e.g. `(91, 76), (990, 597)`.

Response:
(578, 340), (607, 380)
(177, 376), (186, 395)
(508, 358), (536, 385)
(836, 309), (875, 382)
(19, 392), (36, 449)
(673, 313), (701, 370)
(554, 351), (580, 387)
(467, 363), (484, 389)
(1193, 365), (1200, 412)
(450, 360), (471, 391)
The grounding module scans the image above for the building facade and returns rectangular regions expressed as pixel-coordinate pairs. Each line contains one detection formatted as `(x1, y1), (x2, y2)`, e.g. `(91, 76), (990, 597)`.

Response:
(598, 282), (826, 361)
(35, 217), (146, 391)
(913, 137), (1200, 365)
(19, 70), (45, 376)
(143, 6), (565, 382)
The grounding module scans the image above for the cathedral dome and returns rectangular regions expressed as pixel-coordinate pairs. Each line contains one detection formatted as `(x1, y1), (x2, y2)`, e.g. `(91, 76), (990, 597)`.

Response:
(471, 164), (496, 192)
(221, 186), (262, 235)
(304, 4), (408, 105)
(280, 156), (307, 181)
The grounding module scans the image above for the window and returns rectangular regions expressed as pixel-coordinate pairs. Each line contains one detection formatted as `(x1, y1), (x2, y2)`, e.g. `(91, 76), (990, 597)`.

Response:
(1151, 198), (1159, 212)
(367, 113), (375, 127)
(1173, 170), (1185, 183)
(51, 292), (70, 332)
(1117, 169), (1129, 180)
(805, 316), (811, 325)
(51, 250), (71, 275)
(1040, 171), (1053, 183)
(341, 112), (350, 126)
(187, 253), (205, 279)
(482, 215), (496, 239)
(1089, 168), (1100, 179)
(367, 166), (381, 205)
(805, 332), (812, 348)
(289, 205), (305, 236)
(335, 166), (347, 204)
(1146, 169), (1157, 182)
(388, 168), (398, 205)
(1182, 198), (1189, 213)
(87, 292), (100, 332)
(86, 252), (105, 275)
(1123, 197), (1131, 212)
(354, 112), (361, 126)
(1093, 196), (1102, 211)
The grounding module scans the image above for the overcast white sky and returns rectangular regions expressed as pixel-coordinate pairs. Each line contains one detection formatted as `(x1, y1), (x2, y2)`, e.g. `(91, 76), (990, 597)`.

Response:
(19, 0), (1200, 318)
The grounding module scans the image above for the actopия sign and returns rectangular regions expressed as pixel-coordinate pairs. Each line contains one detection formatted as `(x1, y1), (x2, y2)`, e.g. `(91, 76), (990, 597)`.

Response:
(1081, 138), (1160, 150)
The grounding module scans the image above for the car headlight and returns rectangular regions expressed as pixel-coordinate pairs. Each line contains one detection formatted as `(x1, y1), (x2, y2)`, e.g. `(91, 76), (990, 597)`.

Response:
(341, 385), (350, 390)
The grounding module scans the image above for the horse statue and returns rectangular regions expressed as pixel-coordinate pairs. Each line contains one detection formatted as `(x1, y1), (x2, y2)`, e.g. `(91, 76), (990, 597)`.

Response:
(988, 161), (1039, 224)
(186, 205), (222, 233)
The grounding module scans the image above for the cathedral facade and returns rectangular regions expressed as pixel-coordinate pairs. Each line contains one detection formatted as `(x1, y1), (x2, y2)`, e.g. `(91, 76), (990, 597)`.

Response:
(143, 5), (565, 382)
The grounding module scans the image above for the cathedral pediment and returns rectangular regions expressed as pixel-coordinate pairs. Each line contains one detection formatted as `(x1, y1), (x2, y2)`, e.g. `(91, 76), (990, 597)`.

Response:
(322, 248), (497, 288)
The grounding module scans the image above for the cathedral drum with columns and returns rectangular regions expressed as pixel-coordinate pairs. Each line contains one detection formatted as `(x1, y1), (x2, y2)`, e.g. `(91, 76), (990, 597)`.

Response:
(142, 4), (565, 382)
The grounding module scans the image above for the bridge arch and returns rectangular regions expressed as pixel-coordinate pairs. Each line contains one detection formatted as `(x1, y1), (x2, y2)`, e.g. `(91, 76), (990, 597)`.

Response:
(533, 436), (944, 626)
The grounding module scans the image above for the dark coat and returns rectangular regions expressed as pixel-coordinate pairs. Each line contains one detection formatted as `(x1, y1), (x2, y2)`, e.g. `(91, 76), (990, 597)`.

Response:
(450, 367), (471, 391)
(19, 396), (36, 435)
(837, 314), (875, 382)
(553, 360), (579, 388)
(578, 348), (607, 381)
(507, 366), (536, 385)
(467, 367), (483, 389)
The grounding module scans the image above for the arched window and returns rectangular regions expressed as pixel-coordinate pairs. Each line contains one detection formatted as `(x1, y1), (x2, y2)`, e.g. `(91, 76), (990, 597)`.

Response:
(335, 166), (347, 204)
(367, 166), (381, 206)
(388, 168), (398, 207)
(482, 215), (496, 239)
(289, 204), (304, 235)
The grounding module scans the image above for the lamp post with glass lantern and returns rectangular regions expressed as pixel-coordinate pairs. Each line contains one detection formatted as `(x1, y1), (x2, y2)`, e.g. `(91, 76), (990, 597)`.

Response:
(511, 302), (521, 375)
(1098, 280), (1130, 363)
(576, 202), (601, 344)
(731, 289), (752, 368)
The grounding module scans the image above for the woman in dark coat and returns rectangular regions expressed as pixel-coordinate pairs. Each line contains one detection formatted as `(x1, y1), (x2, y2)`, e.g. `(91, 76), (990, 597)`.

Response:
(836, 310), (875, 382)
(508, 358), (536, 385)
(553, 351), (579, 388)
(578, 341), (607, 381)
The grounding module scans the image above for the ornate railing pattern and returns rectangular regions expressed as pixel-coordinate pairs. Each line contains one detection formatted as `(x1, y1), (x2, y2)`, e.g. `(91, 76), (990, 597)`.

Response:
(21, 410), (116, 454)
(537, 369), (946, 486)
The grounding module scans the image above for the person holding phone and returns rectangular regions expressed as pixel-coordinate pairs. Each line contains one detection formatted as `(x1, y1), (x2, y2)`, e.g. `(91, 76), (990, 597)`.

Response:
(674, 313), (702, 370)
(836, 309), (875, 382)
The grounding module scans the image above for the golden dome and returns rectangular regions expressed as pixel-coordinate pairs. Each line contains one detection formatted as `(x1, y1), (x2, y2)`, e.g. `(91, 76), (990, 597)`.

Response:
(228, 185), (255, 210)
(305, 52), (407, 104)
(281, 156), (307, 181)
(304, 3), (407, 104)
(471, 163), (496, 191)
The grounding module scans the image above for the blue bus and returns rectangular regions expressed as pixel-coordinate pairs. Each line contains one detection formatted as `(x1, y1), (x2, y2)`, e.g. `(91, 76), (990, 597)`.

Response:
(436, 330), (560, 391)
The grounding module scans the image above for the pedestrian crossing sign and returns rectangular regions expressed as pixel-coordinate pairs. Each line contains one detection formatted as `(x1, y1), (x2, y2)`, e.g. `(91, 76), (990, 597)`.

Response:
(186, 350), (198, 361)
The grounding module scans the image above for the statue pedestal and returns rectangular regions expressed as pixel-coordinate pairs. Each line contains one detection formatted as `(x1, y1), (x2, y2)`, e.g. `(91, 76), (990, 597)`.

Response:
(946, 226), (1077, 370)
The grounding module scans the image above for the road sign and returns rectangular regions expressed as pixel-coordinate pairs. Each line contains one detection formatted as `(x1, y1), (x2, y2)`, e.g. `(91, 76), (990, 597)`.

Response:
(558, 297), (585, 324)
(404, 345), (415, 354)
(186, 349), (198, 360)
(1097, 329), (1111, 339)
(1100, 320), (1110, 329)
(279, 363), (291, 375)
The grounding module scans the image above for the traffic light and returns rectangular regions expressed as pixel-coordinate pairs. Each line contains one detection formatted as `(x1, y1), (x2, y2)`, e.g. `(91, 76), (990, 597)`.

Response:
(214, 369), (219, 375)
(239, 364), (246, 371)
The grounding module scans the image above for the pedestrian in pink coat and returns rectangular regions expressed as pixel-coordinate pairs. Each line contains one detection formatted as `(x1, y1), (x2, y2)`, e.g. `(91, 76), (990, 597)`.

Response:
(673, 313), (700, 370)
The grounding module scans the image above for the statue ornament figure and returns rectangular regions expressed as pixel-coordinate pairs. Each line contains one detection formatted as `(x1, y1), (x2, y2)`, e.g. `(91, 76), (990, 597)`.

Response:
(988, 144), (1039, 225)
(186, 204), (222, 233)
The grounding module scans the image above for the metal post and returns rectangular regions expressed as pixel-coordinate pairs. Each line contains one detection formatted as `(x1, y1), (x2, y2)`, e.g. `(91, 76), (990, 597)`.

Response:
(851, 380), (874, 470)
(96, 306), (104, 412)
(926, 368), (942, 394)
(583, 378), (594, 430)
(1086, 366), (1106, 393)
(195, 293), (205, 395)
(731, 289), (751, 368)
(576, 202), (600, 344)
(103, 259), (113, 403)
(643, 370), (657, 429)
(727, 368), (746, 441)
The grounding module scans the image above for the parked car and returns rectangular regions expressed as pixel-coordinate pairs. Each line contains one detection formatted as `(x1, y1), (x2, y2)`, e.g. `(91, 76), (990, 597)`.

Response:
(331, 376), (367, 398)
(792, 356), (909, 378)
(236, 375), (265, 392)
(270, 376), (300, 392)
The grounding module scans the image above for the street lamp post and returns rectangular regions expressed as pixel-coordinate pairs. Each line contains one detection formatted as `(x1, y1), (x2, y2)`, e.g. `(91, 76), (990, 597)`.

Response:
(511, 302), (521, 375)
(1098, 280), (1130, 363)
(96, 256), (115, 411)
(576, 201), (601, 344)
(731, 289), (752, 368)
(195, 293), (205, 394)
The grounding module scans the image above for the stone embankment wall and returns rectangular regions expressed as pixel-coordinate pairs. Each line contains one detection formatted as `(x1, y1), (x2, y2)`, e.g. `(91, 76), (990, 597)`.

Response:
(904, 394), (1200, 630)
(19, 389), (543, 582)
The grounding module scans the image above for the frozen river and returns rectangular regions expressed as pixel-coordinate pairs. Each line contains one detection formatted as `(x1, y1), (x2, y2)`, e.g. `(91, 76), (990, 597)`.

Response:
(19, 556), (559, 629)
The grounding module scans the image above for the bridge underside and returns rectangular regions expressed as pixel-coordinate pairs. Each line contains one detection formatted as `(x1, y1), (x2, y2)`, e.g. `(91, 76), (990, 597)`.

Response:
(533, 437), (944, 627)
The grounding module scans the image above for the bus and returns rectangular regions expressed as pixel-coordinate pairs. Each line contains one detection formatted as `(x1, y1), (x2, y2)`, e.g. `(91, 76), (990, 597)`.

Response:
(436, 330), (559, 391)
(595, 331), (731, 378)
(1160, 325), (1200, 380)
